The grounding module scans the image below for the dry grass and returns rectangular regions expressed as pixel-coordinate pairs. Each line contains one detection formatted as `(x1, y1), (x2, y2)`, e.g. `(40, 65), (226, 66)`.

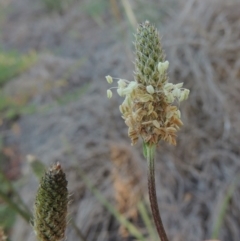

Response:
(153, 0), (240, 240)
(110, 144), (144, 237)
(2, 0), (240, 241)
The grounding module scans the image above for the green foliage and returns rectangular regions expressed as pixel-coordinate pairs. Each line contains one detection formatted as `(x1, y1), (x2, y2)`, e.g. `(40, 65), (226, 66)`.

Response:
(83, 0), (108, 26)
(0, 50), (37, 87)
(84, 0), (108, 16)
(0, 50), (37, 120)
(0, 90), (32, 120)
(0, 168), (32, 224)
(0, 205), (16, 229)
(41, 0), (65, 12)
(211, 176), (240, 239)
(0, 83), (89, 121)
(0, 92), (19, 119)
(41, 0), (76, 13)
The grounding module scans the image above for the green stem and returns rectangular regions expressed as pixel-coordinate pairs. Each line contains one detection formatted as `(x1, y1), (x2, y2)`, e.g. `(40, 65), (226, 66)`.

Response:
(146, 144), (169, 241)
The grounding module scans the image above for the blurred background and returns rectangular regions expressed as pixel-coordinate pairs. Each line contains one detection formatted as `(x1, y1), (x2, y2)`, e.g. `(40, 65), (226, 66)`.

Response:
(0, 0), (240, 241)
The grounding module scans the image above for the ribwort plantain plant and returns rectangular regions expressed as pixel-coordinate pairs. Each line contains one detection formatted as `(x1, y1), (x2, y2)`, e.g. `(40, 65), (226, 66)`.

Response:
(106, 20), (189, 241)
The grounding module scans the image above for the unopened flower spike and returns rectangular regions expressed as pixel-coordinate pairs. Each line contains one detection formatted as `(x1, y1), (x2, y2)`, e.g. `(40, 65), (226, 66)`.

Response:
(33, 163), (68, 241)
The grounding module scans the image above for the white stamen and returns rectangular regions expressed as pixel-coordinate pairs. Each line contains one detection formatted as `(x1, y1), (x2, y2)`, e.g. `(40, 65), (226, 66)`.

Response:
(184, 89), (190, 100)
(118, 79), (127, 88)
(107, 89), (113, 98)
(173, 88), (181, 98)
(158, 61), (169, 74)
(106, 75), (113, 84)
(117, 88), (124, 97)
(164, 83), (173, 91)
(175, 83), (183, 88)
(146, 85), (155, 94)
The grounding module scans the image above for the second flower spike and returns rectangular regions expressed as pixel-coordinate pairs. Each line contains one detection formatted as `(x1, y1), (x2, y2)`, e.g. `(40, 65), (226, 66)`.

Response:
(33, 163), (68, 241)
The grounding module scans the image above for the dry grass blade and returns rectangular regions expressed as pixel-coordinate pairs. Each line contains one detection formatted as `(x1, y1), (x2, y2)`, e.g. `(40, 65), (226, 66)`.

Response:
(137, 201), (158, 241)
(76, 166), (146, 241)
(110, 144), (143, 237)
(121, 0), (137, 28)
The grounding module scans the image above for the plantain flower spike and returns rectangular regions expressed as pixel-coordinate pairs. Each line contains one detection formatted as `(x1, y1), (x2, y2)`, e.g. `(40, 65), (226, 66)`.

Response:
(33, 163), (68, 241)
(106, 21), (189, 146)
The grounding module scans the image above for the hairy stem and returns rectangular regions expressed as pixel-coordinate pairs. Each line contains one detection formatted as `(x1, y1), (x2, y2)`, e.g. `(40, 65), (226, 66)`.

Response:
(146, 145), (169, 241)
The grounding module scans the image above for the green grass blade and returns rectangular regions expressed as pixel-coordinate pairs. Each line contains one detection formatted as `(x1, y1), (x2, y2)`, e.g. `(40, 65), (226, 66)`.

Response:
(211, 176), (240, 239)
(138, 200), (158, 241)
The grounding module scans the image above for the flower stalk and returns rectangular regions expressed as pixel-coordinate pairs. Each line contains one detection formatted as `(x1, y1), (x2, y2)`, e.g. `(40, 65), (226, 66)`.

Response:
(146, 144), (169, 241)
